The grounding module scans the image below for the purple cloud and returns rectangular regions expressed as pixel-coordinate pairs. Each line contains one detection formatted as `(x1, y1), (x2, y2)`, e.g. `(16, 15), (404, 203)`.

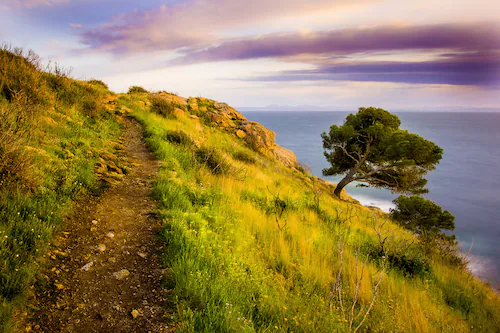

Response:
(169, 23), (500, 66)
(242, 52), (500, 86)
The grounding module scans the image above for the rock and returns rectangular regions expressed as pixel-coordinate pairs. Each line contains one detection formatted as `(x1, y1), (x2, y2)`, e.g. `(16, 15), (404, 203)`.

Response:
(236, 130), (246, 139)
(137, 252), (147, 259)
(241, 122), (276, 155)
(91, 220), (98, 225)
(131, 309), (140, 319)
(172, 107), (185, 118)
(188, 103), (199, 112)
(273, 145), (298, 167)
(189, 114), (199, 120)
(157, 92), (188, 105)
(113, 269), (130, 280)
(207, 112), (234, 128)
(81, 262), (94, 272)
(214, 102), (247, 121)
(106, 232), (115, 238)
(96, 244), (106, 253)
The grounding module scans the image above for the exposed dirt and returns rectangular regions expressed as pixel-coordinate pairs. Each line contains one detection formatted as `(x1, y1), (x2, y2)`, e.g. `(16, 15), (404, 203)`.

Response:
(25, 118), (174, 332)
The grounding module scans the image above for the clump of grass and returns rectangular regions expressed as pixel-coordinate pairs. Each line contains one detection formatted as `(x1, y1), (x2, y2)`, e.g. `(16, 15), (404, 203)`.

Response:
(163, 130), (195, 146)
(149, 94), (176, 117)
(128, 86), (149, 94)
(194, 147), (232, 175)
(232, 150), (257, 164)
(87, 79), (109, 90)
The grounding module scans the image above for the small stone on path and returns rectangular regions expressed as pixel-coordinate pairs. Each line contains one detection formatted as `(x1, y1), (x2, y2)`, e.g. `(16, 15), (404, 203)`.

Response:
(137, 252), (147, 259)
(113, 269), (130, 280)
(106, 232), (115, 238)
(91, 220), (98, 225)
(130, 309), (140, 319)
(80, 262), (94, 272)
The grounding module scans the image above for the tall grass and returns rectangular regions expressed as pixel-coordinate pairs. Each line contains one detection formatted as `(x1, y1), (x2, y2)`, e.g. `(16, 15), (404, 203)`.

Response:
(127, 100), (500, 332)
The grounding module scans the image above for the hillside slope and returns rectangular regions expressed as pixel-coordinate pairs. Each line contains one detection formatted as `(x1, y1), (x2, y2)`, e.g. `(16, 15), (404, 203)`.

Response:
(118, 91), (500, 332)
(1, 48), (499, 332)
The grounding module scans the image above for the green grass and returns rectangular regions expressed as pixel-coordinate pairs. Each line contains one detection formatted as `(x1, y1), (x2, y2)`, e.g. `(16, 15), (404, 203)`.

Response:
(125, 98), (500, 333)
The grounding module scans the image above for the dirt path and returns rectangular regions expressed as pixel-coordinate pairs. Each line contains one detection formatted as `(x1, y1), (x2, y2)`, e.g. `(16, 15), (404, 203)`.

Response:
(26, 118), (172, 332)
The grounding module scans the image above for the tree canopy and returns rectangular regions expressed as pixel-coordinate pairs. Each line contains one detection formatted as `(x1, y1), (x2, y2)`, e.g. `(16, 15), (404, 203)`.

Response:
(322, 107), (443, 197)
(391, 195), (455, 239)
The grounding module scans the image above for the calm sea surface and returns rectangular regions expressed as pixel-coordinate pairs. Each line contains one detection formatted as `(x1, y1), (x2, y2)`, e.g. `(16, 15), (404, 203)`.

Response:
(241, 111), (500, 286)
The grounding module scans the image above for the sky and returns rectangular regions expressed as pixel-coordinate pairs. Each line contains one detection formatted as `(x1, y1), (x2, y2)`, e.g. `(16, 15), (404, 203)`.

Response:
(1, 0), (499, 110)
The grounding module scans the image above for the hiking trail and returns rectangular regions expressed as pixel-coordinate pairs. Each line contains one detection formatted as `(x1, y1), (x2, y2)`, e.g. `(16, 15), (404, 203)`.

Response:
(25, 118), (173, 332)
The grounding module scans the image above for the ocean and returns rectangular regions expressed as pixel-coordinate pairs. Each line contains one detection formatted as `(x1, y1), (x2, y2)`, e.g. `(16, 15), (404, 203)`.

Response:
(241, 111), (500, 287)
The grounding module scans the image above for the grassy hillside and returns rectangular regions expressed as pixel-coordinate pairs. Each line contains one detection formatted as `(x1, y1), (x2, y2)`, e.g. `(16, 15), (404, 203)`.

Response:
(1, 47), (499, 332)
(0, 47), (125, 331)
(118, 92), (500, 332)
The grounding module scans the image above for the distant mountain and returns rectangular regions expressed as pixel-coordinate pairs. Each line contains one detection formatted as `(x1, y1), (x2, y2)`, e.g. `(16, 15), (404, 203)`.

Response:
(237, 105), (500, 112)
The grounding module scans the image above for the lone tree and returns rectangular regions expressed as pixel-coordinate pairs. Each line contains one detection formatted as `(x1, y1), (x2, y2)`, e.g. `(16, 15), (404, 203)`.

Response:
(322, 107), (442, 197)
(390, 195), (455, 241)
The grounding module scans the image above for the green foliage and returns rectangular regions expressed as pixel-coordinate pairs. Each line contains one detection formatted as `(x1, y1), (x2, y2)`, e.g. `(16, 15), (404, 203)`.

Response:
(391, 196), (455, 238)
(128, 85), (149, 94)
(322, 107), (443, 196)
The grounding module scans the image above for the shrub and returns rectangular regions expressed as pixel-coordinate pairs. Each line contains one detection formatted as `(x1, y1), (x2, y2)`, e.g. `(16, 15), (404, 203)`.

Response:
(149, 94), (176, 117)
(195, 147), (231, 175)
(232, 150), (257, 164)
(87, 79), (109, 90)
(0, 102), (36, 189)
(163, 130), (195, 146)
(0, 46), (51, 106)
(128, 86), (149, 94)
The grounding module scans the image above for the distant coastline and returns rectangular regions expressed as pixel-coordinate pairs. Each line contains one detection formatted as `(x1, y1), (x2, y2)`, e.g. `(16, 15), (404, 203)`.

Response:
(238, 106), (500, 113)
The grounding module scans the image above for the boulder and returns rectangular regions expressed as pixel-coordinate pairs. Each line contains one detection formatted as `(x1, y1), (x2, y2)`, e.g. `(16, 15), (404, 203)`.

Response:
(207, 112), (235, 128)
(214, 102), (247, 121)
(273, 145), (298, 167)
(241, 122), (276, 155)
(236, 130), (246, 138)
(157, 92), (187, 105)
(172, 107), (186, 118)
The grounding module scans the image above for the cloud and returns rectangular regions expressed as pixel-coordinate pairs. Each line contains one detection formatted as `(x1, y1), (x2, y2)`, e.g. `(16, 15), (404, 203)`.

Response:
(69, 23), (83, 29)
(2, 0), (69, 9)
(78, 0), (368, 54)
(241, 52), (500, 86)
(169, 23), (500, 65)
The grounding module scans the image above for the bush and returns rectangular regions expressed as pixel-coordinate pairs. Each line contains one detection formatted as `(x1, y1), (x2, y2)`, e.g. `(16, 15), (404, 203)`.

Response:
(0, 46), (51, 106)
(195, 147), (231, 175)
(163, 130), (195, 146)
(149, 94), (176, 117)
(128, 86), (149, 94)
(87, 79), (109, 90)
(232, 150), (257, 164)
(0, 102), (36, 189)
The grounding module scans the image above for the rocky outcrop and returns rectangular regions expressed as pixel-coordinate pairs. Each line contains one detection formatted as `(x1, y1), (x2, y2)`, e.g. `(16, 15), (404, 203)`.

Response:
(273, 145), (298, 167)
(240, 121), (276, 155)
(171, 95), (298, 167)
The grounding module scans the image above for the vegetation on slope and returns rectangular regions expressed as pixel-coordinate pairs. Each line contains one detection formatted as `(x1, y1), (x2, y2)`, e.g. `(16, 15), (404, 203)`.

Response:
(116, 93), (500, 332)
(0, 47), (124, 331)
(1, 48), (499, 332)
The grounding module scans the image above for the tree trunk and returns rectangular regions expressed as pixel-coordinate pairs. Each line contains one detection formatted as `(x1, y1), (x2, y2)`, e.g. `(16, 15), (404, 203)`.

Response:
(334, 175), (352, 197)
